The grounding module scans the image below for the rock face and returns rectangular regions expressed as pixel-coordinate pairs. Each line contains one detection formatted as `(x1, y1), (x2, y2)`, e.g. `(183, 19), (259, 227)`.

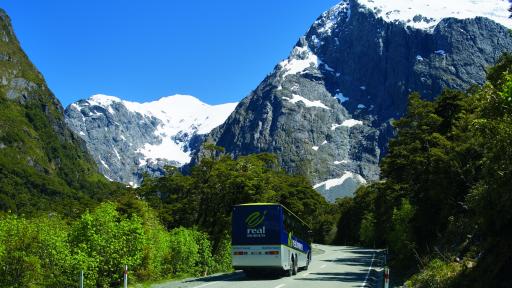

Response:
(64, 95), (237, 185)
(197, 0), (512, 201)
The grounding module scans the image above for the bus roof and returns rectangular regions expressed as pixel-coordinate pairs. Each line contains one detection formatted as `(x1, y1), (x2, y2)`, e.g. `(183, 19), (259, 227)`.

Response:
(234, 203), (311, 229)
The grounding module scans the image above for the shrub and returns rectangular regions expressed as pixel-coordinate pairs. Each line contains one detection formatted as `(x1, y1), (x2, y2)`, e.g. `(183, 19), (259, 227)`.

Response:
(0, 215), (75, 287)
(406, 259), (462, 288)
(69, 202), (145, 287)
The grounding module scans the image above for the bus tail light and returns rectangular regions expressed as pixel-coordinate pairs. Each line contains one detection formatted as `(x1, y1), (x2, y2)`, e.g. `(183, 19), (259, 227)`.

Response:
(265, 251), (280, 255)
(233, 251), (248, 255)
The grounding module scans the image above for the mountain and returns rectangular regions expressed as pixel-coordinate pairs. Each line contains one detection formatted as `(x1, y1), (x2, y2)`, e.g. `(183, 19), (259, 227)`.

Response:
(64, 94), (237, 185)
(197, 0), (512, 201)
(0, 9), (118, 216)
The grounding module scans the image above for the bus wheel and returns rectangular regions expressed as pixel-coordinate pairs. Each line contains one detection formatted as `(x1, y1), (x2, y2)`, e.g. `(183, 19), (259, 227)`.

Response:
(287, 256), (294, 277)
(292, 255), (298, 275)
(304, 252), (311, 271)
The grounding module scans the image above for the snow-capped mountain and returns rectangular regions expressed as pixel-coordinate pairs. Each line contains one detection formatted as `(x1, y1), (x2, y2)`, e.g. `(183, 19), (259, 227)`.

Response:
(197, 0), (512, 201)
(65, 94), (237, 185)
(357, 0), (512, 31)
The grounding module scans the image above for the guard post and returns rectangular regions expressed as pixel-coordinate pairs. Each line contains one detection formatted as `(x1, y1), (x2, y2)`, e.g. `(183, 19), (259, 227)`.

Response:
(124, 265), (128, 288)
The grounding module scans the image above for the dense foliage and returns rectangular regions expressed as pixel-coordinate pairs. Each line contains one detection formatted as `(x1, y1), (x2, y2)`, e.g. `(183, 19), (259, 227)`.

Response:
(0, 202), (227, 287)
(333, 54), (512, 287)
(0, 151), (334, 287)
(139, 150), (335, 252)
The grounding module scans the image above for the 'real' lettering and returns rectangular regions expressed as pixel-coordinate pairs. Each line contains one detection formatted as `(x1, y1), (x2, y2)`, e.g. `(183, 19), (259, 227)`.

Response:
(247, 226), (266, 237)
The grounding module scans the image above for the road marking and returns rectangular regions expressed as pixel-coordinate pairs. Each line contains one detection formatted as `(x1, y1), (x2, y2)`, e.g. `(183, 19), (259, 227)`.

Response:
(320, 264), (326, 268)
(360, 253), (376, 288)
(303, 272), (310, 277)
(274, 284), (286, 288)
(191, 274), (242, 288)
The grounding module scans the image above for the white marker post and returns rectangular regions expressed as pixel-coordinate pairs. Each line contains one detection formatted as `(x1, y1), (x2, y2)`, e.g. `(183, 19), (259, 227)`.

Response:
(80, 270), (84, 288)
(124, 265), (128, 288)
(384, 267), (390, 288)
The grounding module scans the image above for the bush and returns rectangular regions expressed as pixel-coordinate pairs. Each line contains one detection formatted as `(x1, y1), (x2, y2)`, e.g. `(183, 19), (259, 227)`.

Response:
(69, 202), (145, 287)
(0, 215), (75, 287)
(136, 203), (172, 280)
(167, 227), (211, 276)
(210, 235), (232, 274)
(406, 259), (462, 288)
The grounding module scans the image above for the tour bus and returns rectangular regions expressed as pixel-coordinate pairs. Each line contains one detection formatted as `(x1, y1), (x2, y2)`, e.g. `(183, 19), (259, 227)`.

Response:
(231, 203), (312, 276)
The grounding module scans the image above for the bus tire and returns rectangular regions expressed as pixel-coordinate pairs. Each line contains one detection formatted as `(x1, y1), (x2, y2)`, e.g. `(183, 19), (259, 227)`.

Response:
(304, 252), (311, 271)
(287, 256), (294, 277)
(292, 255), (298, 275)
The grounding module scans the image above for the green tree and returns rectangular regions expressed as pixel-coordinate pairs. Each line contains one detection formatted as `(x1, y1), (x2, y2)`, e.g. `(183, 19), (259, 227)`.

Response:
(359, 212), (376, 247)
(69, 202), (145, 287)
(388, 199), (415, 263)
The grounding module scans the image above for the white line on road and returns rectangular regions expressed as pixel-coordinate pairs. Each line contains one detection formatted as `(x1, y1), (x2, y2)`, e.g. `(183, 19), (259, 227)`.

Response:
(274, 284), (286, 288)
(191, 274), (242, 288)
(320, 264), (326, 268)
(361, 253), (376, 288)
(303, 272), (310, 277)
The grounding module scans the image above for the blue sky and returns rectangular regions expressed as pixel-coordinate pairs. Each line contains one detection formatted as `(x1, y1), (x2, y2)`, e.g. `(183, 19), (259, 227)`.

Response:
(1, 0), (340, 106)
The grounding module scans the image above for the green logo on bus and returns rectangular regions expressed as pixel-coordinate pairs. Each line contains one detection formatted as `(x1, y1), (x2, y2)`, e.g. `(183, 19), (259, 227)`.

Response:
(245, 211), (266, 228)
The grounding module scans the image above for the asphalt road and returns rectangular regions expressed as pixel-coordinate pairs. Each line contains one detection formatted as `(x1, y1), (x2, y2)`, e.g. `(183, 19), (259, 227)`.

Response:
(152, 244), (384, 288)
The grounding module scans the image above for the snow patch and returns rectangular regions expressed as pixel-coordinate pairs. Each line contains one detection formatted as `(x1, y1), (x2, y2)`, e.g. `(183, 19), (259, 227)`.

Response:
(335, 93), (349, 103)
(280, 45), (321, 78)
(99, 158), (110, 170)
(312, 146), (320, 151)
(334, 160), (351, 165)
(357, 104), (366, 109)
(331, 119), (363, 130)
(314, 171), (367, 190)
(342, 119), (363, 127)
(113, 148), (121, 161)
(283, 94), (330, 109)
(358, 0), (512, 31)
(434, 50), (446, 56)
(323, 63), (335, 72)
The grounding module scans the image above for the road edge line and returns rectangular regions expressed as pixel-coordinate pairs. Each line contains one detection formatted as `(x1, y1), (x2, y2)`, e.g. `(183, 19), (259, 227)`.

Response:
(361, 252), (376, 288)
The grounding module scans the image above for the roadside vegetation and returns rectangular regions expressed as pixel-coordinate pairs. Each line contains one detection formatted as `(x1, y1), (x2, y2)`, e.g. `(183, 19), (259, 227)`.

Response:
(0, 151), (334, 287)
(331, 54), (512, 287)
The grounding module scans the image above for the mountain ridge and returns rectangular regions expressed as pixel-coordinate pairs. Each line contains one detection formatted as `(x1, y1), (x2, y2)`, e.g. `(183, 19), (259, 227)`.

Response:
(0, 8), (118, 216)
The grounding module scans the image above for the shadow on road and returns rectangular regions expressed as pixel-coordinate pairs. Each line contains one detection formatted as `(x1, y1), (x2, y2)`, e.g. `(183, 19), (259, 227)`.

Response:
(323, 255), (373, 267)
(182, 272), (245, 284)
(293, 271), (367, 282)
(182, 271), (286, 284)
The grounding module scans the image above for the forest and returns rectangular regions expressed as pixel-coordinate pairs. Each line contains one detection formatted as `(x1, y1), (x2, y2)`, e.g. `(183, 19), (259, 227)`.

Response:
(332, 54), (512, 287)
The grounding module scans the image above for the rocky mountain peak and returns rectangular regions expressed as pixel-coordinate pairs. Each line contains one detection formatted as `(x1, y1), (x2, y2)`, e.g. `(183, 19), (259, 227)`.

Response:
(65, 94), (237, 185)
(198, 0), (512, 201)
